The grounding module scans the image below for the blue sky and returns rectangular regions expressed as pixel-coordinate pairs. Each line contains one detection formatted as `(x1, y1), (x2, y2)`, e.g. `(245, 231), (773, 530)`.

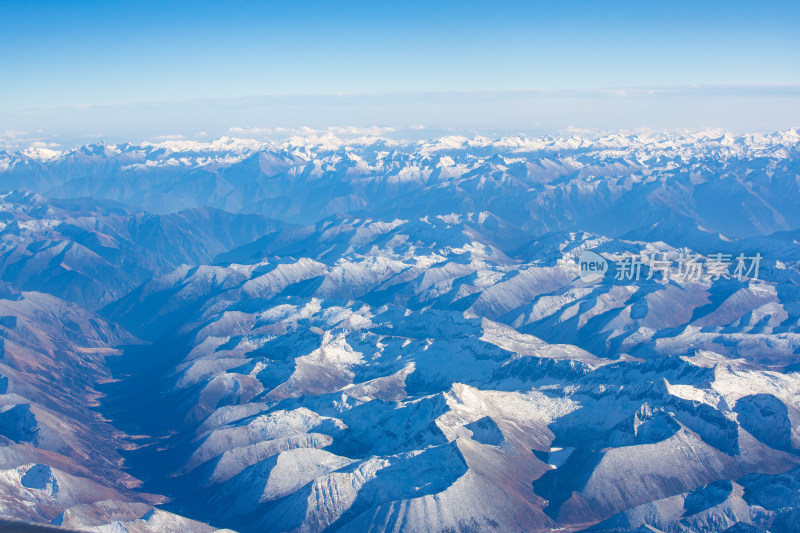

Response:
(1, 0), (799, 146)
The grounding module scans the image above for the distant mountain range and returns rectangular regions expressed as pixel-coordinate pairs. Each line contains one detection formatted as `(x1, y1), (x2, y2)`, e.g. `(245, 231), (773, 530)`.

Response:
(0, 131), (799, 532)
(4, 131), (800, 237)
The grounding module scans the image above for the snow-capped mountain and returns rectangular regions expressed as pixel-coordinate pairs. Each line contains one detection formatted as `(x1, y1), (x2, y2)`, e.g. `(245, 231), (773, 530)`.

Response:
(3, 131), (799, 238)
(1, 132), (800, 532)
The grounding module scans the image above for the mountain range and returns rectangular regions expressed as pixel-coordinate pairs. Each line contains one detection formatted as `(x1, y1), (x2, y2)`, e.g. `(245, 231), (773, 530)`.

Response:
(0, 131), (799, 532)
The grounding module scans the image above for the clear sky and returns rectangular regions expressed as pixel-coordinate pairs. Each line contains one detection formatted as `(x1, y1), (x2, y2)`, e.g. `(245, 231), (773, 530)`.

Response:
(2, 0), (799, 147)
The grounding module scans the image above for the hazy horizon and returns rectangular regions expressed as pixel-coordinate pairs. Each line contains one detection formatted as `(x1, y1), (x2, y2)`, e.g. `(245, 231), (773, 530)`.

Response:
(3, 0), (799, 149)
(3, 85), (800, 151)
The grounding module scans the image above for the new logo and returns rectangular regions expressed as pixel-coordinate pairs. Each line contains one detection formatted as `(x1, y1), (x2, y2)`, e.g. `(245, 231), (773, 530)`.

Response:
(578, 250), (608, 283)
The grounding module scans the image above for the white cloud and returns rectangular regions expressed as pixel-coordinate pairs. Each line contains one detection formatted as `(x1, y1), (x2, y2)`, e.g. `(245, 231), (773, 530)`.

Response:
(224, 125), (398, 138)
(149, 134), (188, 141)
(0, 130), (63, 151)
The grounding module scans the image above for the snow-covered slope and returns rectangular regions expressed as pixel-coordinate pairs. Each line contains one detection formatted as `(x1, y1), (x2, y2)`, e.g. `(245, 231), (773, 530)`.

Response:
(103, 212), (800, 532)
